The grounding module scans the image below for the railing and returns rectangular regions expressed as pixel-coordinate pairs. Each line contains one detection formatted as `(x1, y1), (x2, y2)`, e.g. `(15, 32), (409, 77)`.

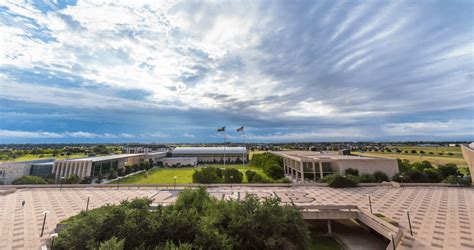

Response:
(0, 181), (466, 189)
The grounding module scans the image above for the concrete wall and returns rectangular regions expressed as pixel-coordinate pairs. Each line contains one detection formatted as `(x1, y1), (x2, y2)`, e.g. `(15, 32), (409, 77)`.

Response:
(334, 158), (399, 177)
(161, 157), (197, 167)
(0, 163), (31, 184)
(461, 145), (474, 182)
(52, 160), (93, 181)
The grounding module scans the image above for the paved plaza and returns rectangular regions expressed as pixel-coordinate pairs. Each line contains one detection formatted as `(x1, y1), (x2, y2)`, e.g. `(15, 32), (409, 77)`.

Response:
(0, 186), (473, 249)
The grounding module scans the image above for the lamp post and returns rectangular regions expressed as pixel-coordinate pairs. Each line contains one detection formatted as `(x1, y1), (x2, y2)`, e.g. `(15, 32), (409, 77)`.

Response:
(173, 176), (177, 189)
(40, 211), (49, 237)
(60, 177), (65, 190)
(85, 196), (90, 212)
(50, 233), (58, 250)
(406, 210), (413, 236)
(230, 175), (234, 189)
(117, 177), (120, 190)
(367, 194), (373, 214)
(399, 175), (404, 186)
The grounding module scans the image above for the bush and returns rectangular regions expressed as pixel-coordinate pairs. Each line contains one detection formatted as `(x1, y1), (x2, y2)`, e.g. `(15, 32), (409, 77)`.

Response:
(344, 168), (359, 176)
(359, 173), (376, 183)
(80, 177), (92, 184)
(223, 168), (243, 183)
(251, 153), (284, 179)
(324, 174), (358, 188)
(54, 188), (311, 250)
(192, 167), (222, 184)
(12, 176), (47, 185)
(438, 163), (458, 178)
(64, 174), (81, 184)
(424, 168), (443, 183)
(373, 171), (389, 182)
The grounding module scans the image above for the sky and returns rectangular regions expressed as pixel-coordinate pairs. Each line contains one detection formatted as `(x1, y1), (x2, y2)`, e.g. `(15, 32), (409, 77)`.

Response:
(0, 0), (473, 143)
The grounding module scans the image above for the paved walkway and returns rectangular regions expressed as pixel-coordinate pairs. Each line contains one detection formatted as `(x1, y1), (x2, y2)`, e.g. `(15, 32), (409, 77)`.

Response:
(0, 186), (473, 249)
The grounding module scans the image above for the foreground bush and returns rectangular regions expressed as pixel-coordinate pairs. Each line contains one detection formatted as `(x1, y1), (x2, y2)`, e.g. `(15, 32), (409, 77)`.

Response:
(55, 188), (311, 249)
(323, 174), (359, 188)
(12, 176), (47, 185)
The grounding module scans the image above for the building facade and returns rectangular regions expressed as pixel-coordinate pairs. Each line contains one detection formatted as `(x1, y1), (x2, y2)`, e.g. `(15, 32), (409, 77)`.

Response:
(0, 159), (54, 184)
(271, 151), (398, 182)
(461, 143), (474, 182)
(161, 157), (197, 167)
(171, 147), (247, 164)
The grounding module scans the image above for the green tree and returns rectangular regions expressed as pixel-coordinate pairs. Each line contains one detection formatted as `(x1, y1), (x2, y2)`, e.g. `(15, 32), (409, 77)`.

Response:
(192, 167), (222, 184)
(98, 237), (125, 250)
(438, 163), (458, 178)
(223, 168), (243, 183)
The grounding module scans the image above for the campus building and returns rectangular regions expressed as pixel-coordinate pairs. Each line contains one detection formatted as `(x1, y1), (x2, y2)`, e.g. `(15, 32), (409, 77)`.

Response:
(271, 151), (398, 182)
(171, 147), (247, 164)
(0, 159), (54, 184)
(461, 143), (474, 182)
(52, 152), (167, 181)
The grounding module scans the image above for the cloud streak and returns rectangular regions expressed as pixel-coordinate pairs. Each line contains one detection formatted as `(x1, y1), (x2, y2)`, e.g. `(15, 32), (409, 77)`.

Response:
(0, 0), (473, 142)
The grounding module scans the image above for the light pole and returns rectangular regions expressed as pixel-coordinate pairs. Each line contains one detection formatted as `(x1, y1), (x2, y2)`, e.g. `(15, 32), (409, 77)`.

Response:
(367, 194), (373, 214)
(406, 210), (413, 236)
(85, 196), (90, 212)
(117, 177), (120, 190)
(50, 233), (58, 250)
(173, 176), (177, 189)
(230, 175), (234, 189)
(40, 211), (49, 237)
(399, 175), (404, 186)
(60, 177), (65, 190)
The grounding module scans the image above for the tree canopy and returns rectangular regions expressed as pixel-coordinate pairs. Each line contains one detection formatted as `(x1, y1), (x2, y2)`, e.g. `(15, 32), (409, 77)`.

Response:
(54, 188), (311, 250)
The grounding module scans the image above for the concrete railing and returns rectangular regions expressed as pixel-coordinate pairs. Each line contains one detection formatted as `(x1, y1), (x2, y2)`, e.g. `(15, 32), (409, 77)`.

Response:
(0, 181), (467, 189)
(300, 205), (403, 250)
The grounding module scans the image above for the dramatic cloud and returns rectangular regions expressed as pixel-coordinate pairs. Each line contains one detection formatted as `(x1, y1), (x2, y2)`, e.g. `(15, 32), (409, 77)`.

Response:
(0, 0), (473, 143)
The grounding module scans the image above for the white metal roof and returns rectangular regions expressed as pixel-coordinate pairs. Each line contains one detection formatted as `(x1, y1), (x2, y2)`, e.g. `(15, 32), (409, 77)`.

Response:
(63, 154), (145, 162)
(172, 147), (246, 155)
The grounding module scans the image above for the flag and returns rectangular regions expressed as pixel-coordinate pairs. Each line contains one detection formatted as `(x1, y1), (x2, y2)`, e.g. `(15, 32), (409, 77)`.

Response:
(236, 126), (244, 132)
(217, 126), (225, 132)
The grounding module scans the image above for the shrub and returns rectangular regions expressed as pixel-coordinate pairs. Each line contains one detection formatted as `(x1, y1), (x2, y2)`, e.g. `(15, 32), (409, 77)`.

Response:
(424, 168), (443, 183)
(54, 188), (311, 249)
(245, 170), (257, 182)
(438, 164), (458, 178)
(373, 171), (389, 182)
(251, 153), (284, 179)
(359, 173), (376, 183)
(80, 177), (92, 184)
(344, 168), (359, 176)
(64, 174), (81, 184)
(12, 176), (47, 185)
(328, 175), (358, 188)
(192, 167), (222, 184)
(223, 168), (243, 183)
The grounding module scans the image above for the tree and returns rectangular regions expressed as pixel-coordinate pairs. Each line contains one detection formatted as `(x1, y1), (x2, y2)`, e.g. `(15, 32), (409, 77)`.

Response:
(424, 168), (443, 183)
(223, 168), (243, 183)
(397, 159), (411, 173)
(65, 174), (80, 184)
(192, 167), (222, 184)
(438, 163), (457, 178)
(344, 168), (359, 176)
(12, 176), (47, 185)
(54, 188), (311, 250)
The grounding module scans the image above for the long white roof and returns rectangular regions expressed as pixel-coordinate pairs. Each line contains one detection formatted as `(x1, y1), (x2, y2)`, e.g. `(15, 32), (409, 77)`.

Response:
(172, 147), (246, 155)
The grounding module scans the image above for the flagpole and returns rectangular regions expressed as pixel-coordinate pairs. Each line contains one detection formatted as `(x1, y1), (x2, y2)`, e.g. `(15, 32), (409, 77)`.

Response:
(224, 130), (226, 169)
(242, 128), (245, 166)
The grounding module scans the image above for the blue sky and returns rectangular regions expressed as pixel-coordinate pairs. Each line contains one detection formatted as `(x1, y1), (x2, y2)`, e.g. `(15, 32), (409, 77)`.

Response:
(0, 0), (473, 143)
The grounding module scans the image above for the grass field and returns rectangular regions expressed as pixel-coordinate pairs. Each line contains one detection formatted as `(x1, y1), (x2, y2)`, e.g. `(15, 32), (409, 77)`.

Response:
(352, 151), (468, 168)
(113, 164), (270, 184)
(0, 153), (89, 163)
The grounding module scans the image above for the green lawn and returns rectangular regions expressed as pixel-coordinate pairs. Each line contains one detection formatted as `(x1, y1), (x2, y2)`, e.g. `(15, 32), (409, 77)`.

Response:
(310, 236), (341, 250)
(113, 164), (269, 184)
(352, 151), (468, 168)
(0, 153), (89, 163)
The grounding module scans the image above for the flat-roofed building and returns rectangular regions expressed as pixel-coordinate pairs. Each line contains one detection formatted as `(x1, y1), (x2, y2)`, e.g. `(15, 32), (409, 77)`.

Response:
(461, 143), (474, 182)
(161, 157), (197, 167)
(0, 159), (54, 184)
(271, 151), (398, 182)
(52, 152), (167, 181)
(171, 147), (247, 164)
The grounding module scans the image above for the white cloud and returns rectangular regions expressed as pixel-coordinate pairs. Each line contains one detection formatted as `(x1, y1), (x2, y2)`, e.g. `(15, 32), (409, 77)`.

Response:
(0, 130), (170, 139)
